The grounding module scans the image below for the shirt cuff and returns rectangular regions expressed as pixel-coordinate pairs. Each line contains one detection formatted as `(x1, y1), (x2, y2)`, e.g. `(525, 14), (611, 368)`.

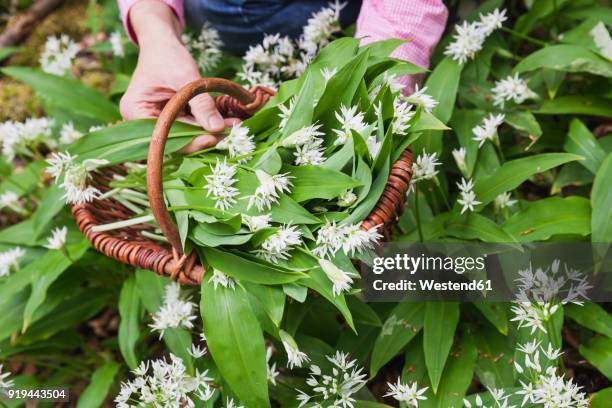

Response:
(118, 0), (185, 44)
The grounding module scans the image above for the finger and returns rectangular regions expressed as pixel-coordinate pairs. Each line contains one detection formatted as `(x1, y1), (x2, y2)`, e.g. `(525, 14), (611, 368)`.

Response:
(178, 135), (219, 154)
(189, 93), (225, 133)
(119, 96), (161, 120)
(224, 118), (241, 127)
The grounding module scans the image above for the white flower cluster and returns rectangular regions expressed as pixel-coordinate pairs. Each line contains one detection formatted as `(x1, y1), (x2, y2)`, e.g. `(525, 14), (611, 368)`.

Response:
(239, 2), (344, 88)
(511, 260), (592, 334)
(0, 247), (25, 278)
(266, 346), (280, 385)
(457, 177), (481, 214)
(494, 192), (516, 211)
(149, 282), (198, 339)
(384, 378), (428, 407)
(40, 34), (79, 76)
(247, 170), (293, 212)
(296, 351), (367, 408)
(45, 152), (107, 204)
(0, 191), (25, 215)
(216, 124), (256, 162)
(411, 151), (441, 184)
(333, 105), (370, 146)
(491, 74), (538, 108)
(445, 8), (507, 64)
(392, 97), (416, 136)
(204, 159), (239, 211)
(0, 117), (54, 161)
(44, 226), (68, 250)
(59, 122), (84, 145)
(242, 214), (272, 232)
(254, 224), (302, 264)
(402, 85), (439, 114)
(280, 331), (310, 369)
(115, 354), (215, 407)
(0, 363), (13, 395)
(319, 258), (355, 296)
(472, 113), (505, 147)
(182, 22), (224, 71)
(282, 124), (326, 166)
(312, 221), (382, 259)
(208, 268), (236, 290)
(109, 31), (125, 58)
(465, 339), (587, 408)
(452, 147), (467, 174)
(239, 33), (309, 88)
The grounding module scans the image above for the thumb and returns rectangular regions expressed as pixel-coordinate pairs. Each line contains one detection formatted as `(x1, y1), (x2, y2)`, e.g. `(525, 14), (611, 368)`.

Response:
(189, 93), (225, 133)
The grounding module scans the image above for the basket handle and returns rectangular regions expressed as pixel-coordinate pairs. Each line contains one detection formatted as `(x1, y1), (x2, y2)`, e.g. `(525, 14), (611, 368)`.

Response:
(147, 78), (273, 257)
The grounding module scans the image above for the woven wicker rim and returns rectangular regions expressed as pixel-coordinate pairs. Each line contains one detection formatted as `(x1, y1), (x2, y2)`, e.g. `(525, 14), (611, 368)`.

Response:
(72, 78), (414, 285)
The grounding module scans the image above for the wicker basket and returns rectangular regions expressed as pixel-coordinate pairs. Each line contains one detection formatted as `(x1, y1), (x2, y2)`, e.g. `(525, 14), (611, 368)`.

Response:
(72, 78), (413, 285)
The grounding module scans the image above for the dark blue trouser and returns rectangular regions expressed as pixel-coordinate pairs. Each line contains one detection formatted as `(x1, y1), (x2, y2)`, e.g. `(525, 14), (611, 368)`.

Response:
(184, 0), (362, 55)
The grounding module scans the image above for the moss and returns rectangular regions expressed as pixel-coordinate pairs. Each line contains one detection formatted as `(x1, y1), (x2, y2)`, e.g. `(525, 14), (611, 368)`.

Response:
(79, 70), (114, 95)
(0, 78), (42, 122)
(8, 1), (89, 67)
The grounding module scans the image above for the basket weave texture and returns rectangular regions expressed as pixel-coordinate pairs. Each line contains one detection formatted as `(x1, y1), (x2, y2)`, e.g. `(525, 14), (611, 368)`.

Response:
(72, 78), (413, 285)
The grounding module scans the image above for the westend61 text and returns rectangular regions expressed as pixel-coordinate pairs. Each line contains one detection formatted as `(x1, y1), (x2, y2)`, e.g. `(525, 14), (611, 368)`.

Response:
(372, 279), (493, 292)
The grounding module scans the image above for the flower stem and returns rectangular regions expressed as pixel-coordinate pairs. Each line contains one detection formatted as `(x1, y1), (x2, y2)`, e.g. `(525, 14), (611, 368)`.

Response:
(434, 178), (452, 211)
(414, 188), (424, 243)
(91, 214), (155, 233)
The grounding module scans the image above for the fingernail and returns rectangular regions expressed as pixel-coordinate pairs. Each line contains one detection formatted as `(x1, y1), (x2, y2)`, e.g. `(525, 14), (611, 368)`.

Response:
(208, 115), (224, 129)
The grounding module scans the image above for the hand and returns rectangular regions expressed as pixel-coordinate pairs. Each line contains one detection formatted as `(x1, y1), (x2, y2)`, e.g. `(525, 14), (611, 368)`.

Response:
(119, 0), (239, 153)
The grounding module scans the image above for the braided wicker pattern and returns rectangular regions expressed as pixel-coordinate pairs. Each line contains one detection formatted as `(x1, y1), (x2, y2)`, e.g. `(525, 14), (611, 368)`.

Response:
(71, 83), (414, 285)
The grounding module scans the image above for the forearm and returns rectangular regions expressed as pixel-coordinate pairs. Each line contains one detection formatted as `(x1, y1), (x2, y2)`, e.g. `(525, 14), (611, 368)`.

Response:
(355, 0), (448, 90)
(118, 0), (184, 44)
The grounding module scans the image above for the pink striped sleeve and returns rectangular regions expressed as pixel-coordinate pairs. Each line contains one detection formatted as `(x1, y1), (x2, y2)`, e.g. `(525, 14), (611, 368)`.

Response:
(118, 0), (185, 43)
(355, 0), (448, 92)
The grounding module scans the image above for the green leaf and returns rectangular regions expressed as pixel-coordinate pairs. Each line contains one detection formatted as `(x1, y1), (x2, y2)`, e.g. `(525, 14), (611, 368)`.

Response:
(118, 276), (142, 369)
(551, 162), (594, 194)
(370, 303), (425, 376)
(0, 160), (45, 196)
(591, 387), (612, 408)
(591, 154), (612, 242)
(280, 71), (314, 139)
(314, 50), (371, 126)
(450, 110), (483, 178)
(1, 67), (120, 122)
(423, 329), (477, 408)
(245, 283), (285, 327)
(31, 185), (66, 239)
(22, 240), (90, 331)
(514, 44), (612, 78)
(579, 336), (612, 380)
(0, 47), (24, 61)
(200, 280), (270, 407)
(424, 302), (459, 392)
(68, 119), (200, 164)
(473, 153), (582, 207)
(271, 194), (321, 225)
(503, 197), (591, 241)
(536, 95), (612, 117)
(201, 247), (306, 284)
(446, 213), (518, 244)
(565, 303), (612, 338)
(413, 57), (463, 155)
(564, 119), (606, 174)
(473, 303), (508, 335)
(286, 165), (362, 202)
(76, 360), (120, 408)
(472, 323), (515, 389)
(504, 111), (542, 138)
